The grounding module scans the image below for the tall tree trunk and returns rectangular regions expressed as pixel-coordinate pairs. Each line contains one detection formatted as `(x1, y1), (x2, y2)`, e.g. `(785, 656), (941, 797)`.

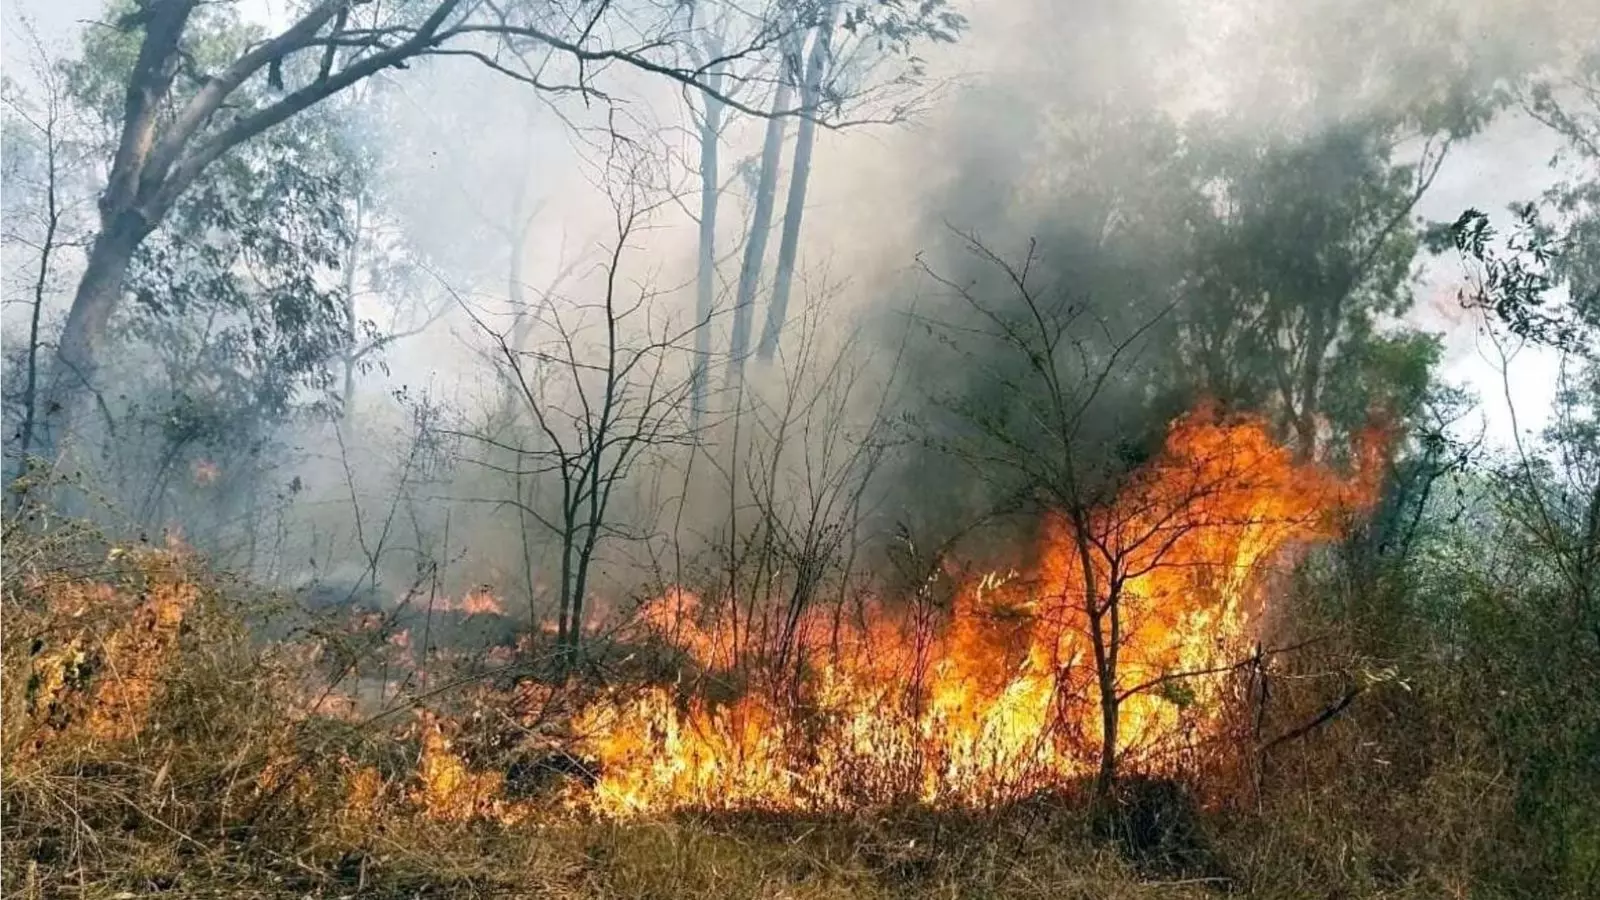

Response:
(758, 8), (835, 361)
(725, 45), (798, 389)
(41, 215), (145, 454)
(691, 60), (726, 425)
(1097, 577), (1122, 808)
(339, 199), (365, 419)
(42, 0), (196, 452)
(1292, 303), (1330, 462)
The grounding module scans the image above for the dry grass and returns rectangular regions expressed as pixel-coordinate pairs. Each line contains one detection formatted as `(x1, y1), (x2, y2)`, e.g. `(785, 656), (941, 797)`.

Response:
(2, 525), (1591, 899)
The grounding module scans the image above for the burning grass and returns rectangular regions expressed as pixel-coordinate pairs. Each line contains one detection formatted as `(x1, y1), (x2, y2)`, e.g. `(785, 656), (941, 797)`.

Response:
(567, 410), (1382, 817)
(1, 408), (1568, 898)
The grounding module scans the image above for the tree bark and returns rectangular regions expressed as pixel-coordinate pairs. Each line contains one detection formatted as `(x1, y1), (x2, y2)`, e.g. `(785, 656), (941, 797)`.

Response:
(339, 198), (366, 419)
(1292, 301), (1330, 462)
(758, 9), (834, 361)
(41, 0), (195, 454)
(725, 46), (797, 389)
(691, 61), (725, 424)
(40, 214), (146, 452)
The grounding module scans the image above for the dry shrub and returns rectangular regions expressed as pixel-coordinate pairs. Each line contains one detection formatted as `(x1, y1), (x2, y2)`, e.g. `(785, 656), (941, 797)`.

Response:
(409, 711), (532, 825)
(7, 553), (197, 759)
(0, 527), (397, 895)
(2, 515), (1587, 898)
(0, 524), (598, 896)
(1209, 578), (1566, 900)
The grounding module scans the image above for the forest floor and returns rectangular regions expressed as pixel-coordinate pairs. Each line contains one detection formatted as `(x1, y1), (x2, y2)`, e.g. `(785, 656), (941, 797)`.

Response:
(0, 535), (1538, 899)
(0, 808), (1284, 899)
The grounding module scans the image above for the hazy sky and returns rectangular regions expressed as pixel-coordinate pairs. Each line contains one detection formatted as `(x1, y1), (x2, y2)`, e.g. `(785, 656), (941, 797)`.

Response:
(1, 0), (1572, 451)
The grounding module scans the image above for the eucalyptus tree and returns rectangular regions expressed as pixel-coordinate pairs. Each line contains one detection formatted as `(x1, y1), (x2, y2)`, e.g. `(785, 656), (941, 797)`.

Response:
(39, 0), (798, 456)
(1180, 119), (1453, 461)
(47, 3), (365, 543)
(755, 0), (965, 361)
(690, 0), (965, 413)
(1426, 53), (1600, 885)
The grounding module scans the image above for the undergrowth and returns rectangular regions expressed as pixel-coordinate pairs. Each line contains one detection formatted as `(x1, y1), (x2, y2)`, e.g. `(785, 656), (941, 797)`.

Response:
(2, 521), (1593, 899)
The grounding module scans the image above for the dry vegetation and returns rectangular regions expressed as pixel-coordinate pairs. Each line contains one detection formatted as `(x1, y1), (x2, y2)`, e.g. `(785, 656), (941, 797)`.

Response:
(4, 489), (1591, 900)
(3, 5), (1597, 897)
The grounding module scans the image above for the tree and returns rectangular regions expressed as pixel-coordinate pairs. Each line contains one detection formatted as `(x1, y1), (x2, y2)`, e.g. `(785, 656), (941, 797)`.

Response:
(39, 5), (369, 540)
(707, 0), (966, 394)
(1181, 119), (1452, 460)
(683, 5), (741, 424)
(39, 0), (797, 456)
(1440, 48), (1600, 632)
(756, 2), (836, 362)
(456, 142), (698, 663)
(756, 0), (965, 359)
(1, 31), (96, 503)
(916, 233), (1177, 804)
(1422, 54), (1600, 885)
(723, 32), (797, 394)
(917, 231), (1382, 809)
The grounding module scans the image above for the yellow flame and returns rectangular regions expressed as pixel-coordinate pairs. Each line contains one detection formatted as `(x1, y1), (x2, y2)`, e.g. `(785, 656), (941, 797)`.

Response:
(568, 409), (1380, 816)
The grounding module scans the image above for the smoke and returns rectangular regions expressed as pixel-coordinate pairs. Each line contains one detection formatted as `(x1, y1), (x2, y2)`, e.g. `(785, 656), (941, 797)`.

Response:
(4, 0), (1596, 627)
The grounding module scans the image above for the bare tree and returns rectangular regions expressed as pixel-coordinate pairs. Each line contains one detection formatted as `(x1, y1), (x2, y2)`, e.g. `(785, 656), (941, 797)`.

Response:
(920, 233), (1316, 806)
(744, 292), (899, 678)
(455, 142), (699, 663)
(2, 26), (93, 505)
(693, 279), (901, 685)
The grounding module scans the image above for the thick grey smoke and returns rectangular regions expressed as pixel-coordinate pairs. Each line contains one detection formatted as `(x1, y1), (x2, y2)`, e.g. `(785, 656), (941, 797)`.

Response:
(3, 0), (1594, 627)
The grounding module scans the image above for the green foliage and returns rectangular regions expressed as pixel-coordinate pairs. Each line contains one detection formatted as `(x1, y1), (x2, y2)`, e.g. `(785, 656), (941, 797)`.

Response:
(43, 1), (383, 543)
(1432, 476), (1600, 893)
(65, 2), (358, 420)
(1181, 115), (1443, 450)
(840, 0), (969, 53)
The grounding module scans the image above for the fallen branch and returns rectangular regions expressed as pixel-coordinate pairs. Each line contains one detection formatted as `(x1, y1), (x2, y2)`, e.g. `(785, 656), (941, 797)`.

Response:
(1259, 680), (1361, 752)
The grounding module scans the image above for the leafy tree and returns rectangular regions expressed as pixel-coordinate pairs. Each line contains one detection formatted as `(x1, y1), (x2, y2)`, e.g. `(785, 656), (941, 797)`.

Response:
(1416, 45), (1600, 892)
(38, 0), (800, 456)
(1180, 118), (1451, 459)
(33, 4), (362, 542)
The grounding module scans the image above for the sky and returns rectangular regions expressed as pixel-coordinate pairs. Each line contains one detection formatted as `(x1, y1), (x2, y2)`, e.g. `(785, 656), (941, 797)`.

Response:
(1409, 114), (1565, 449)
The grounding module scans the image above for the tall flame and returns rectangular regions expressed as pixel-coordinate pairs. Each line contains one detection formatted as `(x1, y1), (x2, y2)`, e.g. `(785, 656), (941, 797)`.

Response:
(569, 410), (1381, 816)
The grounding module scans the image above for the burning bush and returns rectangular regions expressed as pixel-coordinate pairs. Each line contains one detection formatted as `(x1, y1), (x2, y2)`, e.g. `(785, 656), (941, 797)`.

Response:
(11, 409), (1580, 898)
(564, 409), (1382, 817)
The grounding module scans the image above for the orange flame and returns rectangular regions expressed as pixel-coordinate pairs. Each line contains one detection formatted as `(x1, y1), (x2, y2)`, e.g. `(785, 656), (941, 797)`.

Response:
(16, 551), (199, 755)
(569, 410), (1381, 816)
(454, 587), (506, 617)
(409, 713), (531, 825)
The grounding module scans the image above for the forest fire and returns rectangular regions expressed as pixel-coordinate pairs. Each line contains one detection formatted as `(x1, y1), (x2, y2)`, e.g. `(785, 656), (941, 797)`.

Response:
(6, 411), (1384, 828)
(567, 410), (1383, 816)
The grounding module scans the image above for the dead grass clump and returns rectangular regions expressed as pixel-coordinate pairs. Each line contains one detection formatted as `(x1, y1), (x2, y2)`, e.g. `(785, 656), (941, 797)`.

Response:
(1210, 621), (1539, 899)
(1, 530), (379, 896)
